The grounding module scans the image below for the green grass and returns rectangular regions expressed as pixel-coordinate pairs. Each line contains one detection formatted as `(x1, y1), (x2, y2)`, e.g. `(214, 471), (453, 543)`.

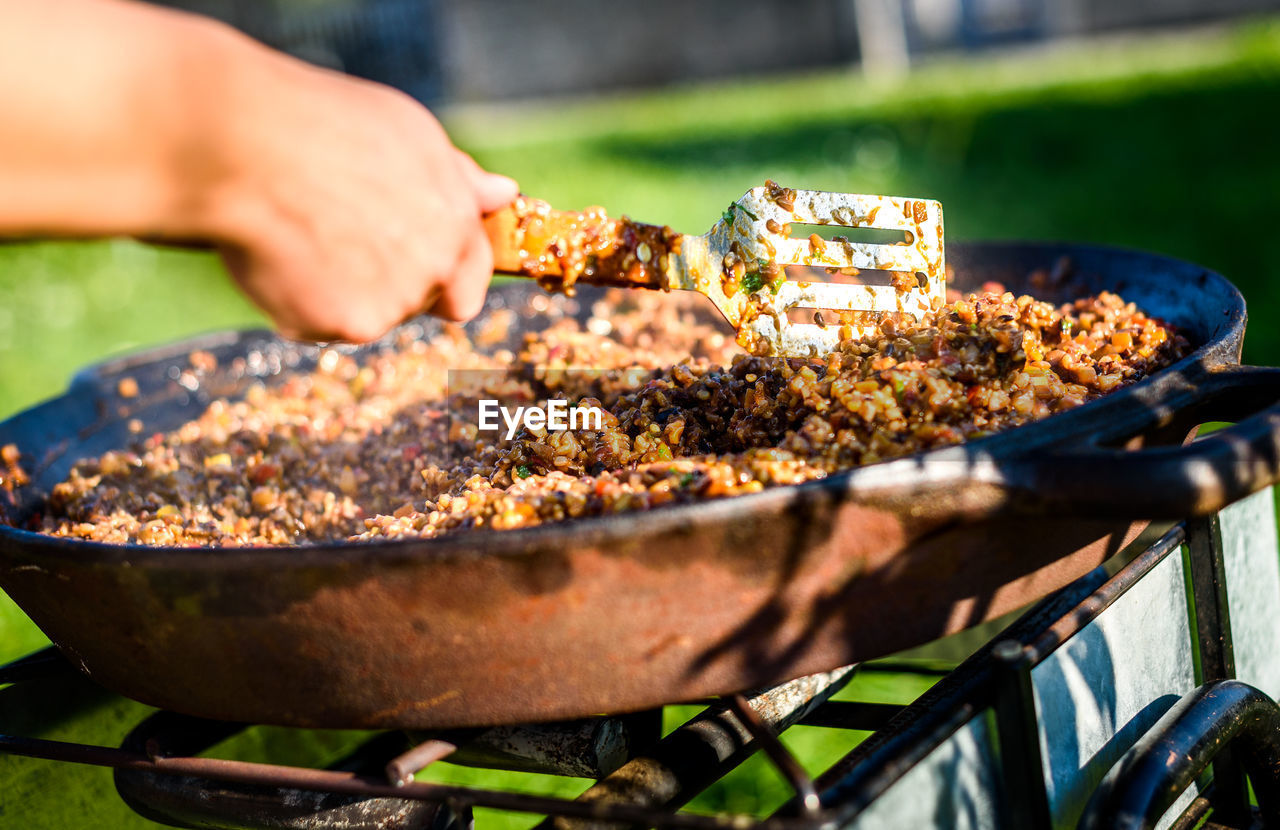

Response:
(451, 19), (1280, 364)
(2, 18), (1280, 828)
(0, 239), (264, 421)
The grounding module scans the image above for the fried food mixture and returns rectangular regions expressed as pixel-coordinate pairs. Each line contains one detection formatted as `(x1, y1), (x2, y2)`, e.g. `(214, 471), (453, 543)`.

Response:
(25, 281), (1190, 547)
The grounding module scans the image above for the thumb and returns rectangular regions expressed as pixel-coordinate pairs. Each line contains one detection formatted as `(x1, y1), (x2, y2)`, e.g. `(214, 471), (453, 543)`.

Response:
(454, 150), (519, 212)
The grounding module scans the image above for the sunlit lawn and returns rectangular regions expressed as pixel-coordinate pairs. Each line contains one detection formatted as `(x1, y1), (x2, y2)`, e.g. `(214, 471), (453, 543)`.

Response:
(2, 19), (1278, 828)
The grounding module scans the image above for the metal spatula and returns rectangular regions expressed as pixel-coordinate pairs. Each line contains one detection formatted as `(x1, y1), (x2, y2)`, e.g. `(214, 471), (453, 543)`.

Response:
(483, 182), (944, 357)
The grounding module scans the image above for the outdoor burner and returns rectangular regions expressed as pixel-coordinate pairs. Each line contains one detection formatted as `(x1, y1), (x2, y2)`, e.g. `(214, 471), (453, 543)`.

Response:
(5, 493), (1280, 829)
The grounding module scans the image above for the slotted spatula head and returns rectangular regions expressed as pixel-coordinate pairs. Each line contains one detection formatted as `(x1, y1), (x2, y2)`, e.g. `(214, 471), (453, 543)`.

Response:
(671, 183), (944, 356)
(484, 182), (945, 358)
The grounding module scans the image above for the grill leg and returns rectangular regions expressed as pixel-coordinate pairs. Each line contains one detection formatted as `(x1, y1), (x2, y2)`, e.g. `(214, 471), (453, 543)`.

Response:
(992, 639), (1052, 829)
(1186, 515), (1251, 825)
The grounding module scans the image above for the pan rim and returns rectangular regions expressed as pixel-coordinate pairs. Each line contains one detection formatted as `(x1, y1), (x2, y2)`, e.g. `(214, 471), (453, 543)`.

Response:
(0, 240), (1246, 565)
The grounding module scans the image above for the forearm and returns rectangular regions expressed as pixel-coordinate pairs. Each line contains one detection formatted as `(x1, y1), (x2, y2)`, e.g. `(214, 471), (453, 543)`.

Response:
(0, 0), (259, 242)
(0, 0), (517, 340)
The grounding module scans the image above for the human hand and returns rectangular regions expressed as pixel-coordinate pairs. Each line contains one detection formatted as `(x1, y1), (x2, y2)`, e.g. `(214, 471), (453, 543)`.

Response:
(0, 1), (517, 343)
(207, 53), (518, 342)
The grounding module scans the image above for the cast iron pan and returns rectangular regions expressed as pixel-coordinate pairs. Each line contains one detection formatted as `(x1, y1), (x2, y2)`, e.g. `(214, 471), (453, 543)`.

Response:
(1, 242), (1278, 729)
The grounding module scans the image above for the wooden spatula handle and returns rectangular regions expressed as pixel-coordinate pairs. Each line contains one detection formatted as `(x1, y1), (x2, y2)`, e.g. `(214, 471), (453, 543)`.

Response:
(482, 199), (674, 289)
(483, 203), (551, 276)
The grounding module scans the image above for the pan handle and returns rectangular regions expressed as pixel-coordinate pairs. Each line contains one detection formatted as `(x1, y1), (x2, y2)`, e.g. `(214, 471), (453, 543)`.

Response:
(999, 364), (1280, 518)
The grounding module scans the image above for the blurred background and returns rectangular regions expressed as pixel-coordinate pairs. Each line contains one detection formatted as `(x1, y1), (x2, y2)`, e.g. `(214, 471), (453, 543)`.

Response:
(3, 1), (1280, 826)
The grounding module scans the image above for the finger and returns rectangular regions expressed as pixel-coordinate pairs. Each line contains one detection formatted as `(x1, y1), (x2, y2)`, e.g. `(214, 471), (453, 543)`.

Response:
(476, 173), (520, 212)
(454, 150), (519, 212)
(426, 224), (493, 321)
